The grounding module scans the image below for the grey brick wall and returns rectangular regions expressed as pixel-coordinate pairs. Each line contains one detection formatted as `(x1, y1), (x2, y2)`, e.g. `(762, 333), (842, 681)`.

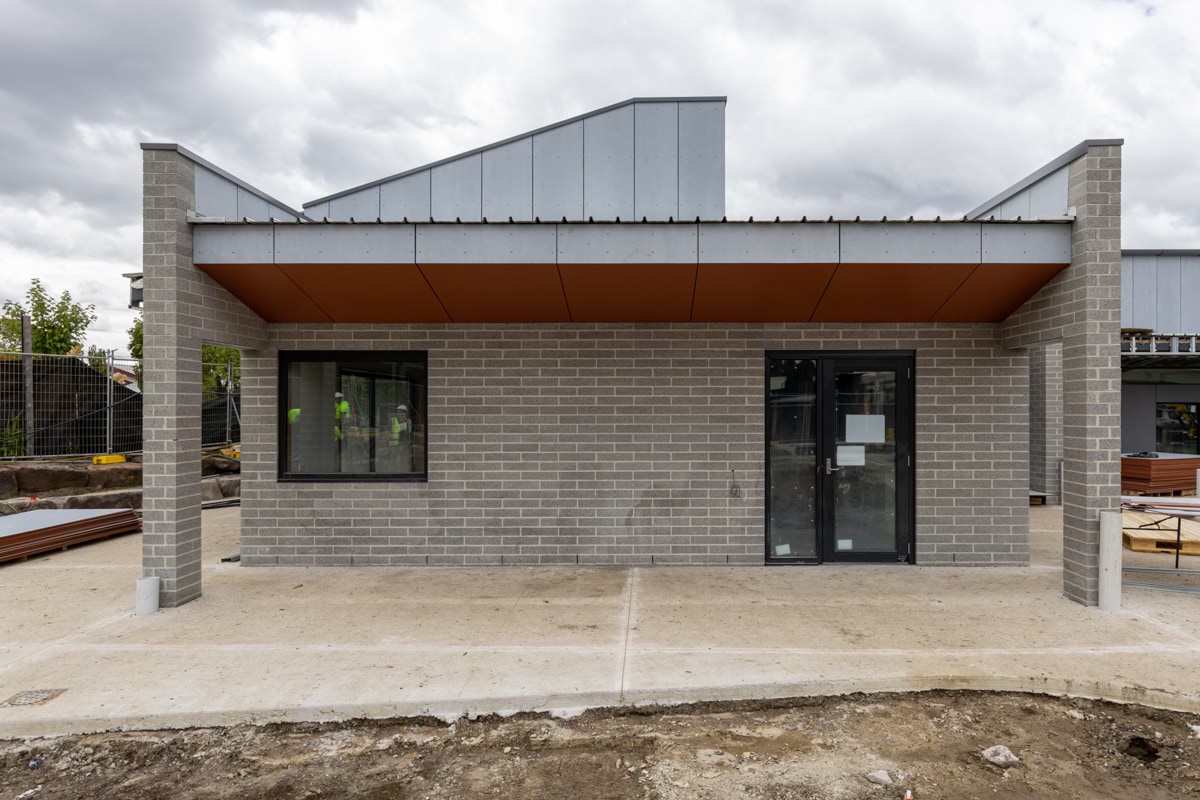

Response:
(240, 323), (1028, 567)
(1001, 144), (1122, 605)
(1029, 342), (1063, 504)
(141, 148), (268, 607)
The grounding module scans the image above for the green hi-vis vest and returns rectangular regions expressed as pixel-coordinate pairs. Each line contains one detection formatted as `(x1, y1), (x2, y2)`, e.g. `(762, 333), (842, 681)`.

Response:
(287, 408), (301, 424)
(389, 416), (412, 446)
(334, 399), (350, 441)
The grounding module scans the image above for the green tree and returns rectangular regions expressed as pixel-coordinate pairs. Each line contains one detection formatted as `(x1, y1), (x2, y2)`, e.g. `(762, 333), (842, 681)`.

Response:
(1, 278), (97, 354)
(127, 315), (238, 392)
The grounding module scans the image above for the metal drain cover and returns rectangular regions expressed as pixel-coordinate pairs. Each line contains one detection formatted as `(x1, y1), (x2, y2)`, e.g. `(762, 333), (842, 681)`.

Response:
(0, 689), (66, 707)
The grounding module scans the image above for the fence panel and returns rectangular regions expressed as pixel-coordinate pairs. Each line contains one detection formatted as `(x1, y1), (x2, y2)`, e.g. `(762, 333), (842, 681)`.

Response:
(0, 352), (239, 459)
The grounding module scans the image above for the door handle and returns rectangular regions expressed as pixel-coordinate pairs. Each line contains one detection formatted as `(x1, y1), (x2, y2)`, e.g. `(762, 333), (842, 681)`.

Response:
(825, 458), (841, 475)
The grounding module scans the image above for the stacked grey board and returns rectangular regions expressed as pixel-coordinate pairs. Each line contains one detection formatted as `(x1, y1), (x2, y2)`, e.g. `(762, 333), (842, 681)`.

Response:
(0, 509), (141, 564)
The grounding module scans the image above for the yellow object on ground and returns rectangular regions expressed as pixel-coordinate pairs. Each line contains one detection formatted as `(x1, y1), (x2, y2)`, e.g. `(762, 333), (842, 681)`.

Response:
(92, 454), (126, 465)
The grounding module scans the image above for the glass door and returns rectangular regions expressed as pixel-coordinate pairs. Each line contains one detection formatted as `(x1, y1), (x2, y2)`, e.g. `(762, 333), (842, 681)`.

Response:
(766, 353), (913, 564)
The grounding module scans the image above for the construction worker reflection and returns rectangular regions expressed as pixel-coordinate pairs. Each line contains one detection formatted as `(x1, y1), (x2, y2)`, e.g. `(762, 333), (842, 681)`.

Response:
(379, 403), (414, 473)
(286, 405), (302, 471)
(334, 391), (350, 471)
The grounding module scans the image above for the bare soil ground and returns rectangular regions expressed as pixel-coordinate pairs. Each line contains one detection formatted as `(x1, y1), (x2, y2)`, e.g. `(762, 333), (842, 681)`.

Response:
(2, 691), (1199, 799)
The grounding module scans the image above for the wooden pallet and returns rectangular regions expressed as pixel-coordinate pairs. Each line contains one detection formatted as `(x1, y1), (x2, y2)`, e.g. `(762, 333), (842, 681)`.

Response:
(1122, 510), (1200, 556)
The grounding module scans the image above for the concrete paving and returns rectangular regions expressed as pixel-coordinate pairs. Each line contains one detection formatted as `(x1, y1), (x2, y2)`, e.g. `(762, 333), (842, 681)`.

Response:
(0, 506), (1197, 737)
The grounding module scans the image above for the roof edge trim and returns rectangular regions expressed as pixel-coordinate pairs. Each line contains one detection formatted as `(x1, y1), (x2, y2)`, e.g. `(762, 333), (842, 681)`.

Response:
(140, 142), (311, 220)
(303, 96), (729, 208)
(966, 138), (1124, 221)
(1122, 249), (1200, 256)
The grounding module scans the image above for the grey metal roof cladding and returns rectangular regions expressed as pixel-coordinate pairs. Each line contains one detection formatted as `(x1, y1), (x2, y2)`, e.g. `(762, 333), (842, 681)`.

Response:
(966, 138), (1123, 221)
(302, 96), (728, 208)
(140, 143), (311, 220)
(187, 216), (1073, 225)
(1123, 249), (1200, 256)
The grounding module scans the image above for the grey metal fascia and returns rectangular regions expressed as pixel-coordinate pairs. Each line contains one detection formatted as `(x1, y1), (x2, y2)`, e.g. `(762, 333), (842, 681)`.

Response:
(303, 96), (729, 208)
(966, 138), (1124, 221)
(140, 142), (312, 221)
(1122, 248), (1200, 256)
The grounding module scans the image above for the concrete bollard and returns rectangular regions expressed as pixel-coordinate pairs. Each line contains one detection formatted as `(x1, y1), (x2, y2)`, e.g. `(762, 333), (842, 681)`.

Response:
(1098, 511), (1122, 612)
(136, 576), (161, 615)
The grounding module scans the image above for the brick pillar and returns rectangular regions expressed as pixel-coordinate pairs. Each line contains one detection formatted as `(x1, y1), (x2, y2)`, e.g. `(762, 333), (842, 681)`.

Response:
(1029, 342), (1063, 504)
(1061, 144), (1122, 605)
(142, 149), (203, 607)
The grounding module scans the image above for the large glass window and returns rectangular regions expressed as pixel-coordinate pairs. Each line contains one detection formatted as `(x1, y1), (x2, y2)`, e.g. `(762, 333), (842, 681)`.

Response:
(1156, 402), (1199, 454)
(280, 351), (427, 481)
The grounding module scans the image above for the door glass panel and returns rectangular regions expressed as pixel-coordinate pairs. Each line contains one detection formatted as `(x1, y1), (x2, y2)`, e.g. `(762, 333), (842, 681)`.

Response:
(833, 368), (897, 552)
(767, 358), (818, 559)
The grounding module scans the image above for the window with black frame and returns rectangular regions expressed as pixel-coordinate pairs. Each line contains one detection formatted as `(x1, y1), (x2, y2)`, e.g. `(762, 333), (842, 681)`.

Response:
(280, 351), (427, 480)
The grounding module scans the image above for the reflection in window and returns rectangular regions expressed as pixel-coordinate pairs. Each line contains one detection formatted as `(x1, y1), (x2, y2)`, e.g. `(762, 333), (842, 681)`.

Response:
(281, 352), (427, 480)
(1156, 403), (1199, 455)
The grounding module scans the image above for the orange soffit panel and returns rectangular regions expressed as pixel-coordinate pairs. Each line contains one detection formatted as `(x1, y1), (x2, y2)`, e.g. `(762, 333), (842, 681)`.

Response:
(559, 263), (697, 322)
(196, 263), (332, 323)
(278, 264), (451, 323)
(692, 263), (838, 322)
(419, 264), (571, 322)
(810, 263), (976, 323)
(930, 263), (1069, 323)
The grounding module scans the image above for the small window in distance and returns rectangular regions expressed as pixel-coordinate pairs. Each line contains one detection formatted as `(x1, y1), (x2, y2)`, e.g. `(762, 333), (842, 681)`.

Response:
(279, 351), (427, 481)
(1155, 402), (1199, 455)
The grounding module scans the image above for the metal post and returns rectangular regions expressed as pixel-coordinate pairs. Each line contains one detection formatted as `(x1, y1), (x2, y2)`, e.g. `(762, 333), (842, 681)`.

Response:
(105, 351), (114, 454)
(21, 315), (33, 457)
(225, 359), (233, 446)
(1098, 511), (1122, 612)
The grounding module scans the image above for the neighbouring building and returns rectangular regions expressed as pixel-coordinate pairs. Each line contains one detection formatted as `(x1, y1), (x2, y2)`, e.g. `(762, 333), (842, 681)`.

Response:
(140, 97), (1122, 608)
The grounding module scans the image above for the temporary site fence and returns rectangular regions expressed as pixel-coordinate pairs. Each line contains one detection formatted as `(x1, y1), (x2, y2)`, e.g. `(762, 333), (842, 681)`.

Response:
(0, 351), (240, 459)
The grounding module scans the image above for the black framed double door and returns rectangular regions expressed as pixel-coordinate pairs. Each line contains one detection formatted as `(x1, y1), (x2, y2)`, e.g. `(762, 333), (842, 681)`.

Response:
(766, 352), (914, 564)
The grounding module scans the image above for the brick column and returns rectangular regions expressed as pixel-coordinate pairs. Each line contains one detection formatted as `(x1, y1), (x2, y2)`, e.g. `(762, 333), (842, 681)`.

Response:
(1029, 342), (1063, 504)
(142, 149), (204, 607)
(1061, 144), (1123, 604)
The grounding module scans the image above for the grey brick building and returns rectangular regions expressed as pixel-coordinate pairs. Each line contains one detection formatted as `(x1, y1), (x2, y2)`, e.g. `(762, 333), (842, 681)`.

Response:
(140, 97), (1122, 608)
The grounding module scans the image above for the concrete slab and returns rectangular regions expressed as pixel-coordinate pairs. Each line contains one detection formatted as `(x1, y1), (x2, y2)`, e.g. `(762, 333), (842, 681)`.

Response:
(0, 506), (1198, 738)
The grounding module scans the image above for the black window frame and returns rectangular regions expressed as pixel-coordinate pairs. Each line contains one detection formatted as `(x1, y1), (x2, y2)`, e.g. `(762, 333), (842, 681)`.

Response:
(277, 349), (429, 483)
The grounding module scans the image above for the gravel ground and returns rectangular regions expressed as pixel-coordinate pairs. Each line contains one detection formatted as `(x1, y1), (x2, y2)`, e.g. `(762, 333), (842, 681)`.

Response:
(2, 690), (1199, 799)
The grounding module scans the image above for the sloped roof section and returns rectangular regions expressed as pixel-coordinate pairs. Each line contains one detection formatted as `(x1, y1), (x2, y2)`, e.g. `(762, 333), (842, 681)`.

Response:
(303, 97), (727, 223)
(967, 138), (1122, 221)
(141, 143), (310, 221)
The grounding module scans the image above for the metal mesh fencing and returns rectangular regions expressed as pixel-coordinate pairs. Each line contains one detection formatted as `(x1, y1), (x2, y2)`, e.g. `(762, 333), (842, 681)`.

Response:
(0, 352), (239, 459)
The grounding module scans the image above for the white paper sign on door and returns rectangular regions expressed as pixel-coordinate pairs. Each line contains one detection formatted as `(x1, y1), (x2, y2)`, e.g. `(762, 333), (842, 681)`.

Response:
(845, 414), (886, 443)
(837, 445), (866, 466)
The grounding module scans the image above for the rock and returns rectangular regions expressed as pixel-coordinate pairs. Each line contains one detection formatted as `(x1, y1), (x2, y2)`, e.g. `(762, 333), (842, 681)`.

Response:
(202, 455), (241, 476)
(0, 468), (18, 499)
(27, 757), (42, 770)
(13, 464), (89, 493)
(86, 462), (142, 491)
(982, 745), (1020, 768)
(864, 769), (892, 785)
(62, 489), (141, 510)
(216, 475), (241, 498)
(1066, 709), (1085, 720)
(201, 479), (224, 502)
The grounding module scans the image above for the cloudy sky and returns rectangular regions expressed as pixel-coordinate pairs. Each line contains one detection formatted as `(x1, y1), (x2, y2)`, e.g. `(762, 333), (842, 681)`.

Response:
(2, 0), (1198, 353)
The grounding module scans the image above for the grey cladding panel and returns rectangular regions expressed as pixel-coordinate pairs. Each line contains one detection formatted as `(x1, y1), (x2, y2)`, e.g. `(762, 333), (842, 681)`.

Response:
(533, 121), (583, 220)
(583, 105), (634, 220)
(1156, 255), (1182, 333)
(193, 226), (274, 264)
(482, 138), (533, 221)
(678, 101), (724, 220)
(840, 223), (981, 263)
(1182, 257), (1200, 332)
(557, 224), (696, 264)
(1130, 256), (1158, 331)
(981, 225), (1070, 263)
(195, 165), (238, 219)
(305, 201), (330, 220)
(329, 186), (381, 221)
(634, 102), (678, 220)
(1028, 166), (1069, 217)
(999, 189), (1031, 221)
(381, 171), (430, 221)
(698, 223), (838, 263)
(431, 155), (482, 220)
(236, 188), (269, 221)
(268, 205), (298, 222)
(416, 225), (556, 264)
(274, 225), (414, 264)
